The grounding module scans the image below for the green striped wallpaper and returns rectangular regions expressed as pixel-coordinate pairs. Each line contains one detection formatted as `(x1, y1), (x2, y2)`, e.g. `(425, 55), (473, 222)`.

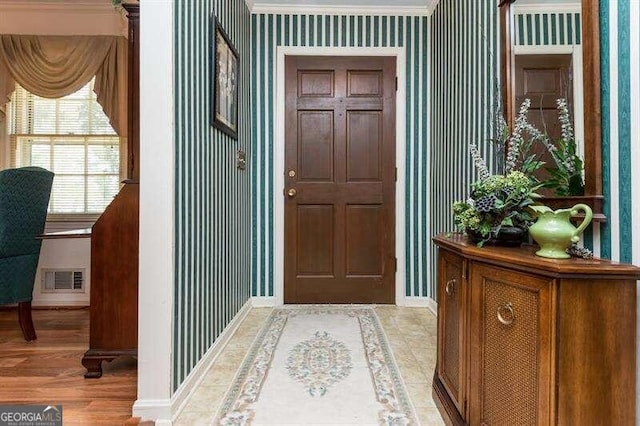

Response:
(514, 12), (581, 46)
(250, 14), (431, 298)
(173, 0), (252, 392)
(429, 0), (499, 296)
(596, 0), (639, 265)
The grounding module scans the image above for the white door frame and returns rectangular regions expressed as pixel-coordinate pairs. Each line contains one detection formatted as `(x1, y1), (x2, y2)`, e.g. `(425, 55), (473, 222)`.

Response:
(273, 46), (407, 306)
(512, 44), (585, 161)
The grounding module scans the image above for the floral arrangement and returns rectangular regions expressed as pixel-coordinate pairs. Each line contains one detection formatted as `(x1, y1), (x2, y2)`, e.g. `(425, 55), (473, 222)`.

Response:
(539, 99), (585, 196)
(502, 97), (584, 196)
(452, 170), (539, 247)
(452, 97), (585, 246)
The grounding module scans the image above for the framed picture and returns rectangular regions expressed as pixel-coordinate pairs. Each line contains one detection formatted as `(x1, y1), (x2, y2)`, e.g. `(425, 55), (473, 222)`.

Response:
(212, 17), (239, 139)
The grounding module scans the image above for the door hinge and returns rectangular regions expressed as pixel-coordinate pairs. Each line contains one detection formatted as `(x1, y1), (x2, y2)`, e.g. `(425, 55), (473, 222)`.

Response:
(394, 167), (398, 181)
(394, 257), (397, 272)
(395, 76), (398, 91)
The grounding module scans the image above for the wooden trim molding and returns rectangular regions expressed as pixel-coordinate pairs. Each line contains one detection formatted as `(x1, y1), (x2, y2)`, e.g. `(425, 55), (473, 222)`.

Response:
(580, 1), (602, 197)
(500, 3), (515, 129)
(123, 3), (140, 182)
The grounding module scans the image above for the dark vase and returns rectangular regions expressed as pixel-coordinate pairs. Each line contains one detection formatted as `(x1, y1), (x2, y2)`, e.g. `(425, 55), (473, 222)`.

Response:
(467, 226), (527, 247)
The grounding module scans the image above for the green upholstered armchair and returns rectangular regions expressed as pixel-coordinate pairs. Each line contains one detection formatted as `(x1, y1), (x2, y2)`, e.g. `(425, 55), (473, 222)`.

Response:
(0, 167), (54, 341)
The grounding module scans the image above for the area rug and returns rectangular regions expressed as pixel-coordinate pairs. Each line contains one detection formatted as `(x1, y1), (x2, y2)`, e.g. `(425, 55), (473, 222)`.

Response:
(214, 306), (418, 426)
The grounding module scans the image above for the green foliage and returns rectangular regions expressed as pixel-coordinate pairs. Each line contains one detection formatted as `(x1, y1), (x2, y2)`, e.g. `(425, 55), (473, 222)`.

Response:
(453, 171), (539, 247)
(541, 140), (585, 196)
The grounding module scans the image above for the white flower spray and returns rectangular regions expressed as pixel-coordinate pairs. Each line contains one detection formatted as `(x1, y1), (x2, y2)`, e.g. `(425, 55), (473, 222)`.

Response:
(470, 143), (490, 180)
(505, 99), (532, 172)
(556, 98), (576, 174)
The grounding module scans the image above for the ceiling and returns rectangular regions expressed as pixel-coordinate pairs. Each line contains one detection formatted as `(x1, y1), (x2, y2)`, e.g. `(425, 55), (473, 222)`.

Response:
(252, 0), (430, 5)
(516, 0), (579, 4)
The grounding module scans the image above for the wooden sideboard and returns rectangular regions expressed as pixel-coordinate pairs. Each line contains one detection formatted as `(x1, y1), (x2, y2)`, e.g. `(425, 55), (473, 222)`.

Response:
(433, 233), (640, 426)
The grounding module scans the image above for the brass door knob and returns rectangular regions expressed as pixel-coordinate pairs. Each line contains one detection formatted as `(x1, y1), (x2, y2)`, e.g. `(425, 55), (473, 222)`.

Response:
(287, 188), (297, 198)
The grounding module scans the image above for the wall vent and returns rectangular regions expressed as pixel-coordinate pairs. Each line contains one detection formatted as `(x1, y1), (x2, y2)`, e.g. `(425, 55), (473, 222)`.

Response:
(41, 269), (85, 293)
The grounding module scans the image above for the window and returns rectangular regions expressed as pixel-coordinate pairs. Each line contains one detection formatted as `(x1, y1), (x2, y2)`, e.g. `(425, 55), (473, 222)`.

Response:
(8, 79), (120, 216)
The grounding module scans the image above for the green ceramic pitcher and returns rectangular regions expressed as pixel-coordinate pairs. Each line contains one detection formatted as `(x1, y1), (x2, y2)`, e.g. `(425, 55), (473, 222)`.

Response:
(528, 204), (593, 259)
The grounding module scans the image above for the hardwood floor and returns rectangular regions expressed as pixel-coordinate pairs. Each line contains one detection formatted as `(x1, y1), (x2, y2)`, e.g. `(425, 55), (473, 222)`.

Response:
(0, 308), (137, 425)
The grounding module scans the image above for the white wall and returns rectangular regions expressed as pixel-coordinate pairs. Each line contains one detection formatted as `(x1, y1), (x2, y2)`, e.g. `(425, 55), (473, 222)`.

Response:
(33, 238), (91, 307)
(134, 0), (174, 422)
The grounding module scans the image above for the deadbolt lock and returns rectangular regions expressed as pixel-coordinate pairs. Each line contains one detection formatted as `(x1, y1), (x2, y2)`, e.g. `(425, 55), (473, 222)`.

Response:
(288, 170), (296, 177)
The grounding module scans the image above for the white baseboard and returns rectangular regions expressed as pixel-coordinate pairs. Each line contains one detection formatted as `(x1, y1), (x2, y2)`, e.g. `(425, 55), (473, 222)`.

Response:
(170, 298), (252, 422)
(251, 296), (277, 307)
(31, 299), (89, 308)
(133, 298), (253, 424)
(132, 399), (172, 424)
(426, 298), (437, 317)
(402, 296), (431, 307)
(403, 296), (438, 316)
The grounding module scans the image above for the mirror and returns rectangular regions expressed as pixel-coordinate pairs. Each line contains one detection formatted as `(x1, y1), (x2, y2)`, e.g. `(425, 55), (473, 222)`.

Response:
(500, 0), (604, 219)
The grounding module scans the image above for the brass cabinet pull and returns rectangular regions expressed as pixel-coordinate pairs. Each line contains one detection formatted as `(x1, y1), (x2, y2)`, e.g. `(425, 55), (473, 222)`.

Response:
(445, 279), (456, 296)
(497, 302), (515, 326)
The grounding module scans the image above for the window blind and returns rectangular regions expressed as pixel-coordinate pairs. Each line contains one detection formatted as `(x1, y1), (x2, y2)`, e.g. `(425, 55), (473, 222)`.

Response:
(8, 79), (120, 215)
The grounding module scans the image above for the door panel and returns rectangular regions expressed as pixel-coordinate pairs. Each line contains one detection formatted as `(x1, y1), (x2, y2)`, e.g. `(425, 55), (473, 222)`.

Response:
(347, 111), (382, 181)
(298, 70), (335, 97)
(284, 56), (396, 304)
(298, 112), (334, 181)
(345, 205), (383, 277)
(296, 205), (334, 276)
(347, 70), (382, 96)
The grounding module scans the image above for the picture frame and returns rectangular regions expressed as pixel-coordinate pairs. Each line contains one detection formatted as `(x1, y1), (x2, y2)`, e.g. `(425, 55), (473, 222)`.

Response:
(211, 16), (239, 139)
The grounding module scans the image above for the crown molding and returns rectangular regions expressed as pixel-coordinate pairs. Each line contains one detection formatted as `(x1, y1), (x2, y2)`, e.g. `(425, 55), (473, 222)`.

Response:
(426, 0), (440, 15)
(249, 3), (431, 16)
(0, 0), (116, 14)
(512, 3), (581, 14)
(0, 0), (127, 36)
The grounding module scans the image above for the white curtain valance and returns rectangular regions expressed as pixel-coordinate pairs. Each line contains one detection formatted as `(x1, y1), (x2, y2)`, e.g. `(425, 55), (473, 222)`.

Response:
(0, 35), (127, 137)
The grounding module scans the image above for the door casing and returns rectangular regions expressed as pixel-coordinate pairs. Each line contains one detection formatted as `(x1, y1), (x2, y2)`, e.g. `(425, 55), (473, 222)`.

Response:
(273, 46), (408, 306)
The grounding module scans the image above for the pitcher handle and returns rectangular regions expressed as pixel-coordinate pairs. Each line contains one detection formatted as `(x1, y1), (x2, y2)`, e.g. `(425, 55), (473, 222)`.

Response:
(570, 204), (593, 243)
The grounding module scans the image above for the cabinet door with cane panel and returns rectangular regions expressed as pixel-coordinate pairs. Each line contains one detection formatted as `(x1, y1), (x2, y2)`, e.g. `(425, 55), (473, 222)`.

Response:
(469, 263), (554, 426)
(436, 250), (467, 417)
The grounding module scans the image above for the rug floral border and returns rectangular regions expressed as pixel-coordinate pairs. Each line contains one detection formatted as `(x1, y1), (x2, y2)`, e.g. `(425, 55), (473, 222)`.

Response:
(214, 305), (418, 425)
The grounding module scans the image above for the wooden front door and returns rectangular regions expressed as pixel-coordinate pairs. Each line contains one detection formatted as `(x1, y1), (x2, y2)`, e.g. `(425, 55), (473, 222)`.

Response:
(284, 56), (396, 304)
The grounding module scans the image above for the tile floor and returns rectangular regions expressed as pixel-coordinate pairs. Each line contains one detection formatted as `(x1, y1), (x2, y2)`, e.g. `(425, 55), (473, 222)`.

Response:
(175, 306), (445, 426)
